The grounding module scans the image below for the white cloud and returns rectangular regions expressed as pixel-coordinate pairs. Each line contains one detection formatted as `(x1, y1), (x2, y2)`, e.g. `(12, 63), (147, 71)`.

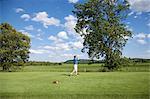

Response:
(37, 37), (43, 41)
(44, 46), (60, 50)
(29, 49), (50, 54)
(125, 25), (133, 32)
(134, 33), (146, 39)
(21, 14), (30, 21)
(147, 34), (150, 38)
(24, 25), (34, 30)
(19, 30), (34, 38)
(44, 42), (70, 51)
(133, 33), (150, 45)
(48, 35), (57, 41)
(57, 31), (68, 39)
(124, 36), (130, 40)
(68, 0), (79, 3)
(137, 39), (147, 44)
(37, 29), (42, 32)
(147, 23), (150, 27)
(147, 50), (150, 53)
(61, 54), (74, 57)
(136, 12), (142, 15)
(16, 8), (24, 13)
(134, 16), (137, 18)
(126, 22), (131, 25)
(69, 41), (83, 49)
(32, 11), (60, 28)
(64, 15), (77, 35)
(127, 0), (150, 12)
(48, 35), (64, 43)
(128, 11), (134, 16)
(60, 53), (81, 58)
(56, 43), (70, 51)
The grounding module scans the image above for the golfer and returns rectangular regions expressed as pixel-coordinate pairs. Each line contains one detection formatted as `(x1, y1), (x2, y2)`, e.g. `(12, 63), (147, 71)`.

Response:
(70, 55), (78, 75)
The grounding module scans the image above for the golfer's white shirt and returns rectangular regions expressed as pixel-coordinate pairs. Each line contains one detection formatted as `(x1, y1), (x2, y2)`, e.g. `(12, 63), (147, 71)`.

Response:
(74, 64), (78, 71)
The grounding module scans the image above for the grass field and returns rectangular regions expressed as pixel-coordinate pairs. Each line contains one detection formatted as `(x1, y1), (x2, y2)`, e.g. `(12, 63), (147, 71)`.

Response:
(0, 72), (149, 99)
(19, 63), (150, 72)
(0, 63), (150, 99)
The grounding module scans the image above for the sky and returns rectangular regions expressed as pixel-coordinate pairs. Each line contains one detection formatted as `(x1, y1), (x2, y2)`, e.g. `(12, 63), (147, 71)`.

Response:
(0, 0), (150, 62)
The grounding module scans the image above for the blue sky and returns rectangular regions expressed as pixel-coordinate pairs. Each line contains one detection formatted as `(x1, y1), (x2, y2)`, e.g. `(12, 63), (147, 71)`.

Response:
(0, 0), (150, 62)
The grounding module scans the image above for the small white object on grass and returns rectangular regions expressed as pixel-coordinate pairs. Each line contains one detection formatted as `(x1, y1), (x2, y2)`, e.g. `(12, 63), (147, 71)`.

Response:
(53, 80), (59, 84)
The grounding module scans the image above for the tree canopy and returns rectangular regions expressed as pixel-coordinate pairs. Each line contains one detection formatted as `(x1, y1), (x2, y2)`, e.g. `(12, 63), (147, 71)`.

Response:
(0, 23), (30, 71)
(73, 0), (132, 70)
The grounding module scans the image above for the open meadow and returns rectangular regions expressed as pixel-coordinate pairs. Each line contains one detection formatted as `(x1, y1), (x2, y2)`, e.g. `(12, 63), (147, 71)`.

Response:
(0, 63), (150, 99)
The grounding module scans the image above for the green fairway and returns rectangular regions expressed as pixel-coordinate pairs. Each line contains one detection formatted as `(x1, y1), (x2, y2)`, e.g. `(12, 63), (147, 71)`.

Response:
(0, 72), (149, 99)
(20, 63), (150, 72)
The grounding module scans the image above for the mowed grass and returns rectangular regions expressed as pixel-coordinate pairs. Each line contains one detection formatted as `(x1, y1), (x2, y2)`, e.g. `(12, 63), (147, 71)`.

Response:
(21, 64), (102, 72)
(20, 63), (150, 72)
(0, 72), (149, 99)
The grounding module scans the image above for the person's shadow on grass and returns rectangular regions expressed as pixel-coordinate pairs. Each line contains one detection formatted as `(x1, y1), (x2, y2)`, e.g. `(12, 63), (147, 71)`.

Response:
(61, 74), (70, 76)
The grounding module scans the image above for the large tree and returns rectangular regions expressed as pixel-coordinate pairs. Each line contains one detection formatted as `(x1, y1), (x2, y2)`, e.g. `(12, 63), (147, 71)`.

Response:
(0, 23), (30, 71)
(73, 0), (132, 70)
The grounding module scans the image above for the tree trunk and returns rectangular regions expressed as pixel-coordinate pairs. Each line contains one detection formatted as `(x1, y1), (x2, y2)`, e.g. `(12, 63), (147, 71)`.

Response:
(3, 65), (6, 71)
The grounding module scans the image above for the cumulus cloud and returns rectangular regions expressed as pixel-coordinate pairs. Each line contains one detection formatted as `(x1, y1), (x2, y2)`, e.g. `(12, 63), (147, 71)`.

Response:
(32, 11), (60, 28)
(128, 11), (134, 16)
(134, 16), (137, 18)
(57, 31), (68, 39)
(24, 25), (34, 30)
(56, 43), (71, 51)
(44, 39), (83, 51)
(125, 25), (133, 32)
(21, 14), (31, 21)
(37, 37), (43, 41)
(44, 43), (70, 51)
(134, 33), (146, 39)
(45, 15), (84, 53)
(69, 41), (83, 49)
(147, 23), (150, 27)
(60, 53), (81, 58)
(136, 12), (142, 15)
(29, 49), (50, 54)
(128, 0), (150, 12)
(147, 34), (150, 38)
(64, 15), (77, 35)
(134, 33), (150, 45)
(37, 29), (42, 32)
(15, 8), (24, 13)
(147, 50), (150, 53)
(48, 35), (58, 41)
(43, 46), (60, 50)
(48, 35), (64, 43)
(19, 30), (34, 38)
(68, 0), (79, 3)
(137, 39), (147, 44)
(61, 54), (74, 57)
(36, 33), (43, 41)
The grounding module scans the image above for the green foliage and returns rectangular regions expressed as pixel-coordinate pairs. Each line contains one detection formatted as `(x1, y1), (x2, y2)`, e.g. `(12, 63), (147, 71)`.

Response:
(73, 0), (132, 70)
(0, 23), (30, 71)
(64, 59), (104, 64)
(130, 58), (150, 63)
(25, 61), (62, 66)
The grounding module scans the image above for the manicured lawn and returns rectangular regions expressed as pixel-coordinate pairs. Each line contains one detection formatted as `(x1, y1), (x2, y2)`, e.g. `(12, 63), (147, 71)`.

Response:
(20, 63), (150, 72)
(0, 72), (149, 99)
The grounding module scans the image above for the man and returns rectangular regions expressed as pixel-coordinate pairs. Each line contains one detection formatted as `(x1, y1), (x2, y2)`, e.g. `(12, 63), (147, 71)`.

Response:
(70, 55), (78, 75)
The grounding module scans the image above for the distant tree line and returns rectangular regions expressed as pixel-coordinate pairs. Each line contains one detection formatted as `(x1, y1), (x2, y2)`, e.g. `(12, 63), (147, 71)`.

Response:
(64, 58), (150, 64)
(64, 59), (104, 64)
(25, 61), (62, 66)
(130, 58), (150, 63)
